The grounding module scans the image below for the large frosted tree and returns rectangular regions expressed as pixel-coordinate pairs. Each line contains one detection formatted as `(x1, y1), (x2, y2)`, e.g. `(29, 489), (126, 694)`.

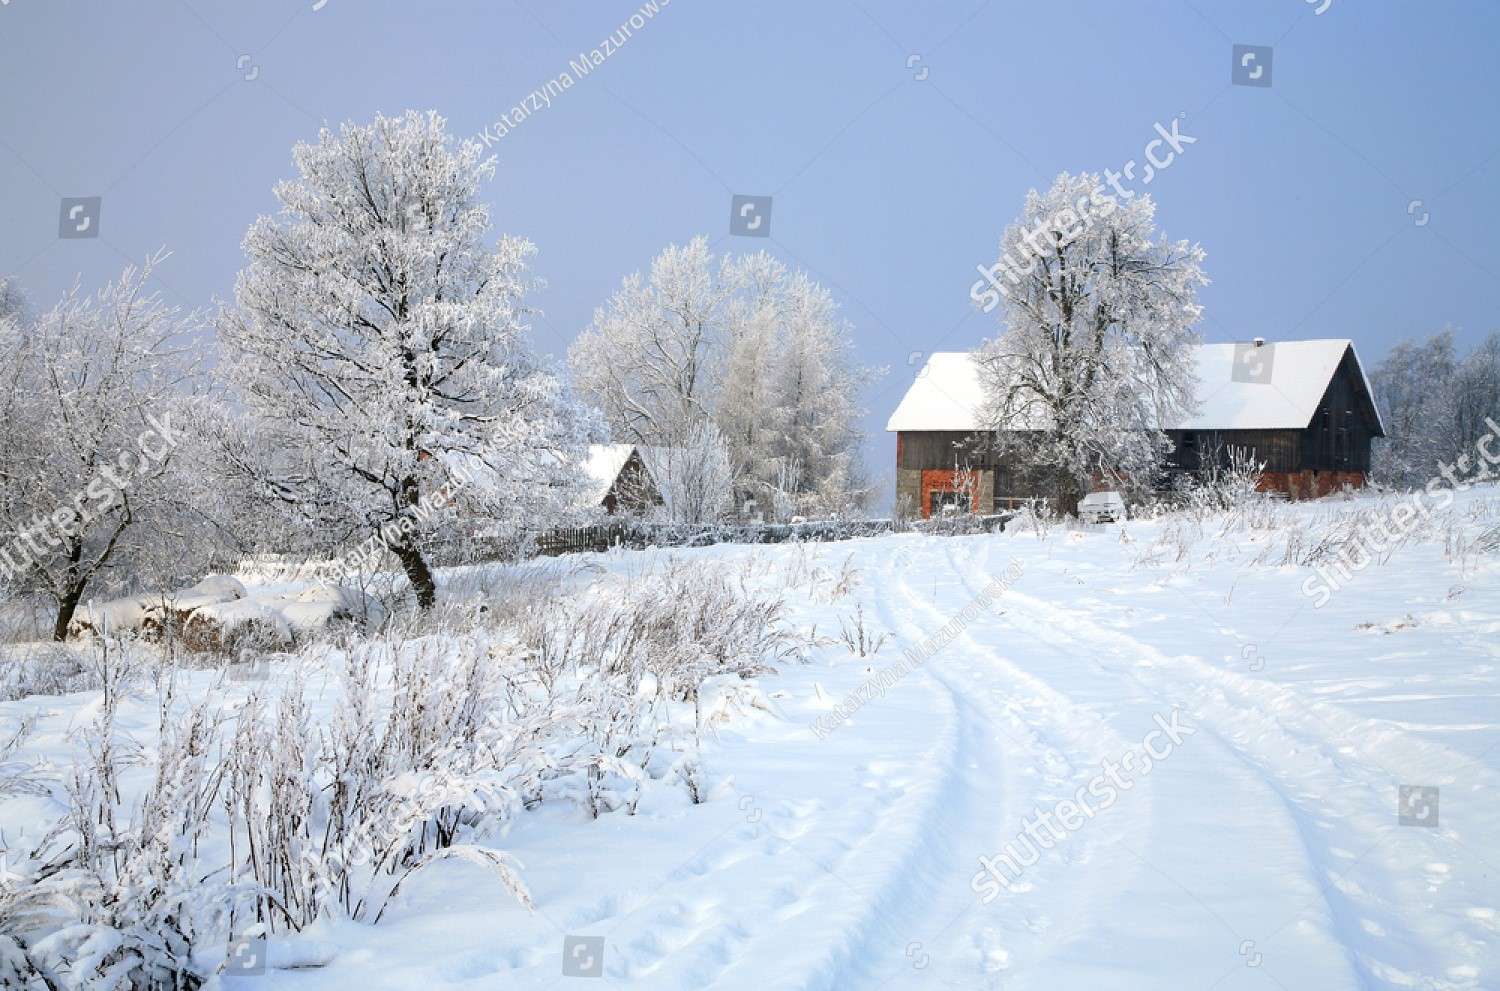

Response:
(220, 111), (593, 608)
(571, 238), (874, 519)
(766, 269), (873, 517)
(974, 172), (1207, 511)
(568, 236), (737, 449)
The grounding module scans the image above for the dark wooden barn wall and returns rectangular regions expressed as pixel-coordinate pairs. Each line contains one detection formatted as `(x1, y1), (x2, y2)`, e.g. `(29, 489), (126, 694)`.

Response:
(897, 431), (1002, 470)
(1301, 348), (1380, 472)
(1166, 429), (1303, 473)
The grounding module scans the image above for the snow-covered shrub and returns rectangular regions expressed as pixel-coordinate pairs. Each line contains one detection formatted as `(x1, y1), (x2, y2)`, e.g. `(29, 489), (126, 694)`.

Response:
(913, 510), (992, 537)
(0, 596), (53, 645)
(775, 545), (860, 604)
(22, 692), (231, 991)
(223, 633), (542, 932)
(1171, 444), (1267, 519)
(524, 562), (791, 703)
(0, 643), (102, 702)
(0, 716), (43, 800)
(514, 560), (794, 815)
(647, 420), (736, 524)
(837, 603), (887, 657)
(0, 556), (792, 981)
(1010, 500), (1059, 541)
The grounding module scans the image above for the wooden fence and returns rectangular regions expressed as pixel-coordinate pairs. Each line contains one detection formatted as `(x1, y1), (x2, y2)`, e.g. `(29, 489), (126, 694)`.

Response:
(259, 512), (1024, 575)
(525, 514), (1017, 558)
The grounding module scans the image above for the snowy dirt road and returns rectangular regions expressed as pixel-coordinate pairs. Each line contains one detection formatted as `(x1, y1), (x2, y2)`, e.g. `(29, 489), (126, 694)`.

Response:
(225, 500), (1500, 991)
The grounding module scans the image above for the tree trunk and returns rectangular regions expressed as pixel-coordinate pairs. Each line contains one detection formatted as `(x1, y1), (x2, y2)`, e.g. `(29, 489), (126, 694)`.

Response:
(1056, 473), (1083, 519)
(53, 580), (86, 642)
(393, 542), (437, 610)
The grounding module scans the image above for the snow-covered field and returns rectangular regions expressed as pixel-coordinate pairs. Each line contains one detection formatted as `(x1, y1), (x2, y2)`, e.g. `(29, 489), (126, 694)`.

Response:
(4, 489), (1499, 990)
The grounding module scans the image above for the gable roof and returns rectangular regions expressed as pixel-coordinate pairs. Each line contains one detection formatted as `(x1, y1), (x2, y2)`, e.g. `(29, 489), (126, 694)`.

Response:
(581, 443), (638, 505)
(887, 340), (1385, 435)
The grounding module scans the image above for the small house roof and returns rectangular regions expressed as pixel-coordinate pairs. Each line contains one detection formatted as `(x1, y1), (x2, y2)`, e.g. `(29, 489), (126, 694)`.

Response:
(581, 443), (638, 505)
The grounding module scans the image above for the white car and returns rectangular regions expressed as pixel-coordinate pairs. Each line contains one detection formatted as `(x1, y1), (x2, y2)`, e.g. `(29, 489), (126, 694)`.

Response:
(1079, 491), (1127, 524)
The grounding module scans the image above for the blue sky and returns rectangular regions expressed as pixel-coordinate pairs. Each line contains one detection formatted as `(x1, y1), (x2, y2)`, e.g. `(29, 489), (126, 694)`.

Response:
(3, 1), (1497, 506)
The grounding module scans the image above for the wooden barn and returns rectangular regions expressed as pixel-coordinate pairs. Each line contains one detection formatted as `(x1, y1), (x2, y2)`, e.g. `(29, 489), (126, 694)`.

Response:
(887, 339), (1386, 517)
(581, 444), (663, 515)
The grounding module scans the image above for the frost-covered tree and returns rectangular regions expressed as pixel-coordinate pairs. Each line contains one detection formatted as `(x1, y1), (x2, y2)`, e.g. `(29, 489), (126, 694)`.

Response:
(1370, 331), (1458, 486)
(763, 270), (875, 517)
(716, 251), (785, 491)
(644, 419), (735, 524)
(0, 255), (205, 639)
(1451, 332), (1500, 464)
(572, 241), (875, 519)
(219, 111), (594, 608)
(0, 277), (25, 325)
(569, 236), (737, 449)
(1371, 329), (1500, 487)
(974, 172), (1207, 512)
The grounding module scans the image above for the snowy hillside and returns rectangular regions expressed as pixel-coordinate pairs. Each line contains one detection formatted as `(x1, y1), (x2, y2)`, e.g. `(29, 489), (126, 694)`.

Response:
(3, 489), (1498, 990)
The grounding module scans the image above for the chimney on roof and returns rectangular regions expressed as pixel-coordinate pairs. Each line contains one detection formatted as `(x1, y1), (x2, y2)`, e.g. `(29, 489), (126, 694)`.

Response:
(1252, 336), (1266, 347)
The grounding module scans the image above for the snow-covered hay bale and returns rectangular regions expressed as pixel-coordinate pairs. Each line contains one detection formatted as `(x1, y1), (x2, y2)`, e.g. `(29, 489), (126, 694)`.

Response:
(170, 575), (248, 609)
(66, 593), (155, 639)
(140, 575), (248, 641)
(67, 575), (376, 652)
(277, 583), (382, 637)
(69, 576), (248, 642)
(181, 598), (294, 654)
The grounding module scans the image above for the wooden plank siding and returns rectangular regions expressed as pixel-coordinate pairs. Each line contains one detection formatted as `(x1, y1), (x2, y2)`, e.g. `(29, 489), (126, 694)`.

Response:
(1301, 347), (1380, 472)
(1165, 429), (1303, 473)
(897, 431), (1002, 470)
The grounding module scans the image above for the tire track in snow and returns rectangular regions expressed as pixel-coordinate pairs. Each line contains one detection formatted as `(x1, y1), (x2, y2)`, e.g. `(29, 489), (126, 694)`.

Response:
(773, 544), (1020, 989)
(934, 539), (1376, 986)
(827, 540), (1145, 988)
(959, 538), (1497, 989)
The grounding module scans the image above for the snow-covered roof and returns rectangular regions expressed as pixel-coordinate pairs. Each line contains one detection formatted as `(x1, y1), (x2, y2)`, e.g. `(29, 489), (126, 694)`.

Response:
(886, 353), (990, 432)
(581, 443), (637, 505)
(887, 340), (1384, 434)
